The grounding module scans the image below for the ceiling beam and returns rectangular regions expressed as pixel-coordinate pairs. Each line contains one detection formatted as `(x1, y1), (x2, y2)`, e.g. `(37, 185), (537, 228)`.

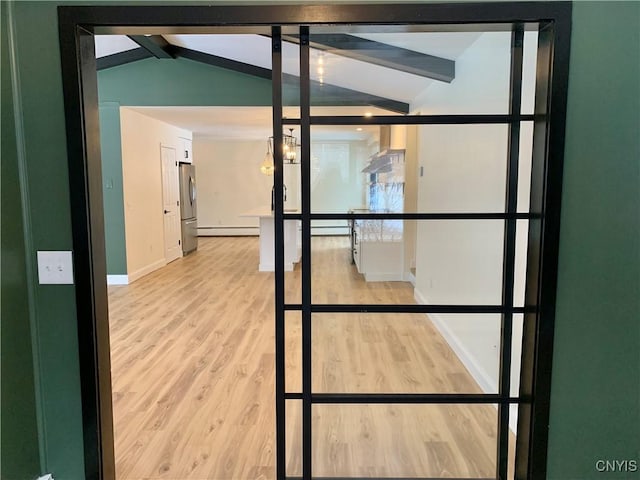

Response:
(127, 35), (174, 59)
(282, 33), (455, 83)
(173, 47), (409, 114)
(96, 48), (154, 70)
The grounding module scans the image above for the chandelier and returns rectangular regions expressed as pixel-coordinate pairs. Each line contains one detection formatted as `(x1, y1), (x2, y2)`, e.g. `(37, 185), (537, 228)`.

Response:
(260, 129), (299, 175)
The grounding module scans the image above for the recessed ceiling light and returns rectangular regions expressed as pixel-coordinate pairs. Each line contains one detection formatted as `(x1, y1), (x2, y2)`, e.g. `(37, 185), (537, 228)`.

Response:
(357, 128), (363, 131)
(364, 112), (373, 117)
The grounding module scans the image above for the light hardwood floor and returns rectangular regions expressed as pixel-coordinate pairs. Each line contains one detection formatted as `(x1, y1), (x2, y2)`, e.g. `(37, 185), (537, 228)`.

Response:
(108, 236), (512, 480)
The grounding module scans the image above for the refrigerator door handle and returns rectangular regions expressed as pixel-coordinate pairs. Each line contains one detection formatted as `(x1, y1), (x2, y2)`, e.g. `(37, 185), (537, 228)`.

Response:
(189, 176), (196, 204)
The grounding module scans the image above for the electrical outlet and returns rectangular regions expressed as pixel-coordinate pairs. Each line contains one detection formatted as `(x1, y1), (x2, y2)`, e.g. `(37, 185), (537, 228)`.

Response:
(37, 251), (74, 285)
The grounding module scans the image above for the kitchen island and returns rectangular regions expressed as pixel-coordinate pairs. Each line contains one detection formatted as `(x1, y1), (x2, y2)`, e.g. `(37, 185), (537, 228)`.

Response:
(240, 207), (301, 272)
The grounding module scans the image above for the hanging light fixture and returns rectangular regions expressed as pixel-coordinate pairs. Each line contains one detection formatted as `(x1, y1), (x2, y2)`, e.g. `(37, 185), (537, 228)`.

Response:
(260, 138), (274, 175)
(263, 129), (299, 172)
(282, 128), (299, 164)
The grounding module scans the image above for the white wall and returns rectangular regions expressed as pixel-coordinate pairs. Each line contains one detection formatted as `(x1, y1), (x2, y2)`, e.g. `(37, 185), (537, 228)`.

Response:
(193, 137), (272, 236)
(120, 107), (192, 282)
(411, 32), (537, 428)
(191, 136), (371, 237)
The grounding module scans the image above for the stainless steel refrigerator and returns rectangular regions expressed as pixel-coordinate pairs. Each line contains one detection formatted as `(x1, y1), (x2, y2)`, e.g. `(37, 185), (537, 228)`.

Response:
(179, 163), (198, 254)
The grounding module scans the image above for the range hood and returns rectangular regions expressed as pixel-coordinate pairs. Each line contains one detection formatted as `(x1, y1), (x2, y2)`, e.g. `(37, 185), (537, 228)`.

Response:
(362, 125), (406, 174)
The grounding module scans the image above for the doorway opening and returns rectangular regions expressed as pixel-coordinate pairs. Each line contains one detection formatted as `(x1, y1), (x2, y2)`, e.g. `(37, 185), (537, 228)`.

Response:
(58, 4), (572, 480)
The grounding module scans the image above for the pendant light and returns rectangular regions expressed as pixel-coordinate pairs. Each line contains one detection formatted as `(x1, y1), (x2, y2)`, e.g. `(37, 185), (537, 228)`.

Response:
(260, 139), (274, 176)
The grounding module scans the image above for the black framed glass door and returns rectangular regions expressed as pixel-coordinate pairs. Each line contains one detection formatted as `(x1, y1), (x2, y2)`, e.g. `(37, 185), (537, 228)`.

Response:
(270, 14), (570, 480)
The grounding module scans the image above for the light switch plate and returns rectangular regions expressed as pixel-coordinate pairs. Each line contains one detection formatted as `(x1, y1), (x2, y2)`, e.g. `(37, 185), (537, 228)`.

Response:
(37, 251), (74, 285)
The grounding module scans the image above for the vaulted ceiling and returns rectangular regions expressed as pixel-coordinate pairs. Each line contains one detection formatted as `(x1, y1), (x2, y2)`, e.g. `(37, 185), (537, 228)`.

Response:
(95, 32), (482, 138)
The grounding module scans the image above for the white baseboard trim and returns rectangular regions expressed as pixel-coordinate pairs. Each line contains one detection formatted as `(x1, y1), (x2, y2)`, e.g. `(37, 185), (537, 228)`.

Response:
(106, 274), (129, 285)
(128, 258), (167, 283)
(404, 271), (416, 286)
(364, 272), (404, 282)
(414, 288), (497, 394)
(413, 288), (518, 433)
(36, 475), (54, 480)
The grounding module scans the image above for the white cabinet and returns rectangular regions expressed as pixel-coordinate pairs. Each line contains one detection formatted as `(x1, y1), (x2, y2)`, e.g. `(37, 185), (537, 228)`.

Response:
(352, 219), (404, 282)
(179, 137), (193, 163)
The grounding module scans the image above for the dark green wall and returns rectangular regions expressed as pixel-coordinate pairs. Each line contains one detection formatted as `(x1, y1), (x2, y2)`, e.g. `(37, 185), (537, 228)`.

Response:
(2, 2), (638, 479)
(99, 103), (128, 275)
(98, 56), (273, 105)
(1, 2), (41, 478)
(4, 2), (86, 478)
(546, 2), (640, 478)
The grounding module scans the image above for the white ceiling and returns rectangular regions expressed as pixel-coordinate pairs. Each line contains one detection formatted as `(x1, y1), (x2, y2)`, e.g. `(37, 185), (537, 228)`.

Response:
(97, 32), (483, 140)
(95, 35), (139, 58)
(164, 33), (480, 104)
(96, 32), (481, 104)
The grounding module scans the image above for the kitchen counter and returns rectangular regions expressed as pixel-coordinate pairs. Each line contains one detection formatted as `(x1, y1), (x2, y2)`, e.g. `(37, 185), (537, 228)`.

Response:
(240, 207), (301, 271)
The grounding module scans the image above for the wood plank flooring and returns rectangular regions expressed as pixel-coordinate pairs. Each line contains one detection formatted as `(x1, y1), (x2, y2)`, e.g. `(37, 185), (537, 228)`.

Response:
(108, 236), (513, 480)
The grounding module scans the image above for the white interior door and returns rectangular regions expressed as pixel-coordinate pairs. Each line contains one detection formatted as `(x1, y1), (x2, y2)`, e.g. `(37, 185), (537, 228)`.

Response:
(160, 145), (182, 263)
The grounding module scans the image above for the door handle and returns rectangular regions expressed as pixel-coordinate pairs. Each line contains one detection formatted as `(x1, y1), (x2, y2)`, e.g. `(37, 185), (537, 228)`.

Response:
(164, 209), (170, 214)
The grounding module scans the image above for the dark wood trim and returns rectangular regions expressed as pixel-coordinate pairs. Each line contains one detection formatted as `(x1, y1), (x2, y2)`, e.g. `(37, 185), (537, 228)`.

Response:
(283, 33), (455, 82)
(174, 46), (410, 113)
(174, 46), (271, 79)
(516, 11), (572, 480)
(127, 34), (174, 58)
(96, 47), (153, 70)
(60, 3), (573, 33)
(57, 15), (116, 480)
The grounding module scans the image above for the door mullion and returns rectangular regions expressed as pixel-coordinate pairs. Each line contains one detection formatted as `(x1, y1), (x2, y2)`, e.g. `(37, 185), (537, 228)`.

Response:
(299, 26), (313, 480)
(272, 26), (286, 480)
(497, 23), (525, 480)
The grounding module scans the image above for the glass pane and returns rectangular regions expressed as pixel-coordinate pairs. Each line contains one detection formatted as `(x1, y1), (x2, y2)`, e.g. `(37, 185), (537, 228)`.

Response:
(510, 314), (524, 398)
(418, 124), (508, 213)
(312, 403), (498, 478)
(309, 124), (508, 214)
(508, 404), (519, 477)
(282, 38), (301, 109)
(310, 138), (371, 213)
(521, 29), (539, 115)
(514, 219), (529, 308)
(311, 219), (504, 305)
(312, 313), (501, 394)
(311, 227), (414, 304)
(517, 121), (534, 213)
(286, 311), (302, 394)
(309, 27), (512, 115)
(286, 400), (302, 477)
(285, 267), (301, 305)
(284, 219), (301, 306)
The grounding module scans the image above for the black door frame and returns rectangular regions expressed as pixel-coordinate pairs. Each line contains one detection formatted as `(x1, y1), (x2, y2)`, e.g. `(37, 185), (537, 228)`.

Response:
(57, 3), (571, 480)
